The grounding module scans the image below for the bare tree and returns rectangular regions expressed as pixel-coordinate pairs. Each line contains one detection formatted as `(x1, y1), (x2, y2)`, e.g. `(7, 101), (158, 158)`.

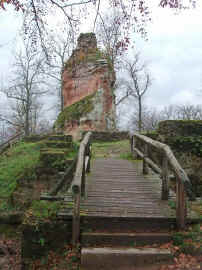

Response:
(1, 38), (47, 136)
(175, 104), (202, 120)
(119, 102), (202, 134)
(0, 122), (10, 144)
(160, 105), (178, 120)
(160, 104), (202, 121)
(120, 53), (151, 132)
(126, 104), (161, 132)
(44, 24), (77, 112)
(96, 9), (129, 70)
(142, 107), (163, 131)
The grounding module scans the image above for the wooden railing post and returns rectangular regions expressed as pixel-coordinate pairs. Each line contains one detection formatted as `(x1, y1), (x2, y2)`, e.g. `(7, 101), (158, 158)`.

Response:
(132, 132), (193, 228)
(86, 143), (91, 173)
(71, 132), (92, 247)
(130, 136), (134, 153)
(161, 155), (169, 200)
(143, 144), (149, 174)
(72, 191), (80, 246)
(176, 180), (187, 229)
(81, 153), (86, 197)
(131, 136), (138, 159)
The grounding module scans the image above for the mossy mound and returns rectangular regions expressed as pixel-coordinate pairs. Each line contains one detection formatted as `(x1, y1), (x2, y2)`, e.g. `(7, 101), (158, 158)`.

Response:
(164, 136), (202, 157)
(54, 93), (95, 129)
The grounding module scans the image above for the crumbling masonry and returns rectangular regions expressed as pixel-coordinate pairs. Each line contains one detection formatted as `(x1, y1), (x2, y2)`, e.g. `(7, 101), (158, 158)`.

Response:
(55, 33), (116, 139)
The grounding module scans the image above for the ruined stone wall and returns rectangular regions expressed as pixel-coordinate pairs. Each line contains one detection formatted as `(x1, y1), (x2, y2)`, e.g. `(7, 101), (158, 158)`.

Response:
(55, 33), (116, 139)
(147, 120), (202, 196)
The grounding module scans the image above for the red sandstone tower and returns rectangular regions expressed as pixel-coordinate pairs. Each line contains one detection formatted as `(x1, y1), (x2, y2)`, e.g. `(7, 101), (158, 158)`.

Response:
(55, 33), (116, 139)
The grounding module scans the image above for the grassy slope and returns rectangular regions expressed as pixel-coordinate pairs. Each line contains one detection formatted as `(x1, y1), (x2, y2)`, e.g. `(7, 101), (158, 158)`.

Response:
(0, 142), (41, 210)
(92, 140), (132, 159)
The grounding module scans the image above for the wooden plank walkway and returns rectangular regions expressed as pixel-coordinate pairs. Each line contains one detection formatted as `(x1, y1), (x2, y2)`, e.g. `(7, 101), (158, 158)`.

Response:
(60, 158), (177, 219)
(80, 158), (175, 218)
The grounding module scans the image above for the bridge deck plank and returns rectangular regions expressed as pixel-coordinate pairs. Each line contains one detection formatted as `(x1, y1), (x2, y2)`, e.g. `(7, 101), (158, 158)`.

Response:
(61, 158), (177, 219)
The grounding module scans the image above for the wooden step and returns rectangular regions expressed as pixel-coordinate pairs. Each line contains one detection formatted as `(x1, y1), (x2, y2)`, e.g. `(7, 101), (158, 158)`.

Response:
(81, 231), (171, 247)
(81, 247), (172, 269)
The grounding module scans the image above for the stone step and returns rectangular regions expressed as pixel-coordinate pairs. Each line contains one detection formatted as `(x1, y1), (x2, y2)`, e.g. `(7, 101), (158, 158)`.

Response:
(47, 134), (72, 142)
(81, 232), (171, 247)
(43, 140), (73, 149)
(39, 150), (74, 170)
(81, 247), (172, 269)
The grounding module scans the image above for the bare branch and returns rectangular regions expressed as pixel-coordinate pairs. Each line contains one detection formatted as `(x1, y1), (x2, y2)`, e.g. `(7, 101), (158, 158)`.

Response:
(93, 0), (101, 32)
(52, 0), (93, 8)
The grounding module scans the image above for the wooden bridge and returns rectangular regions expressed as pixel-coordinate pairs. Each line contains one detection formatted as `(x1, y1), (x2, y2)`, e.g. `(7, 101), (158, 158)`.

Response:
(39, 131), (198, 268)
(40, 132), (195, 244)
(79, 157), (173, 218)
(61, 157), (177, 219)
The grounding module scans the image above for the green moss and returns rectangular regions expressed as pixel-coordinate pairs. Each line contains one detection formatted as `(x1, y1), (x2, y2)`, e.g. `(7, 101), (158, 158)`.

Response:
(54, 93), (95, 129)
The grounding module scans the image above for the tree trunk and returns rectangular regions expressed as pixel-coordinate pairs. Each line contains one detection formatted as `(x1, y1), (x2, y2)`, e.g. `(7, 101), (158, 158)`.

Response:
(25, 90), (30, 136)
(138, 97), (142, 133)
(60, 74), (64, 112)
(25, 110), (30, 136)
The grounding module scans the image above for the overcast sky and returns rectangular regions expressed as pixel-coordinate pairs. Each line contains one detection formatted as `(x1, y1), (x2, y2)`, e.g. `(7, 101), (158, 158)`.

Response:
(0, 2), (202, 116)
(137, 5), (202, 109)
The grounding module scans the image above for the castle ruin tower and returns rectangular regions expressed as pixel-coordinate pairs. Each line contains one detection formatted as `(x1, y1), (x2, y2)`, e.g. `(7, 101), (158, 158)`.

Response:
(54, 33), (116, 139)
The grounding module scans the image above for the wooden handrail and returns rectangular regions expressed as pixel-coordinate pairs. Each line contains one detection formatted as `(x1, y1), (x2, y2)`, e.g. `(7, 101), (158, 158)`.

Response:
(131, 133), (195, 229)
(71, 131), (92, 246)
(0, 132), (24, 154)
